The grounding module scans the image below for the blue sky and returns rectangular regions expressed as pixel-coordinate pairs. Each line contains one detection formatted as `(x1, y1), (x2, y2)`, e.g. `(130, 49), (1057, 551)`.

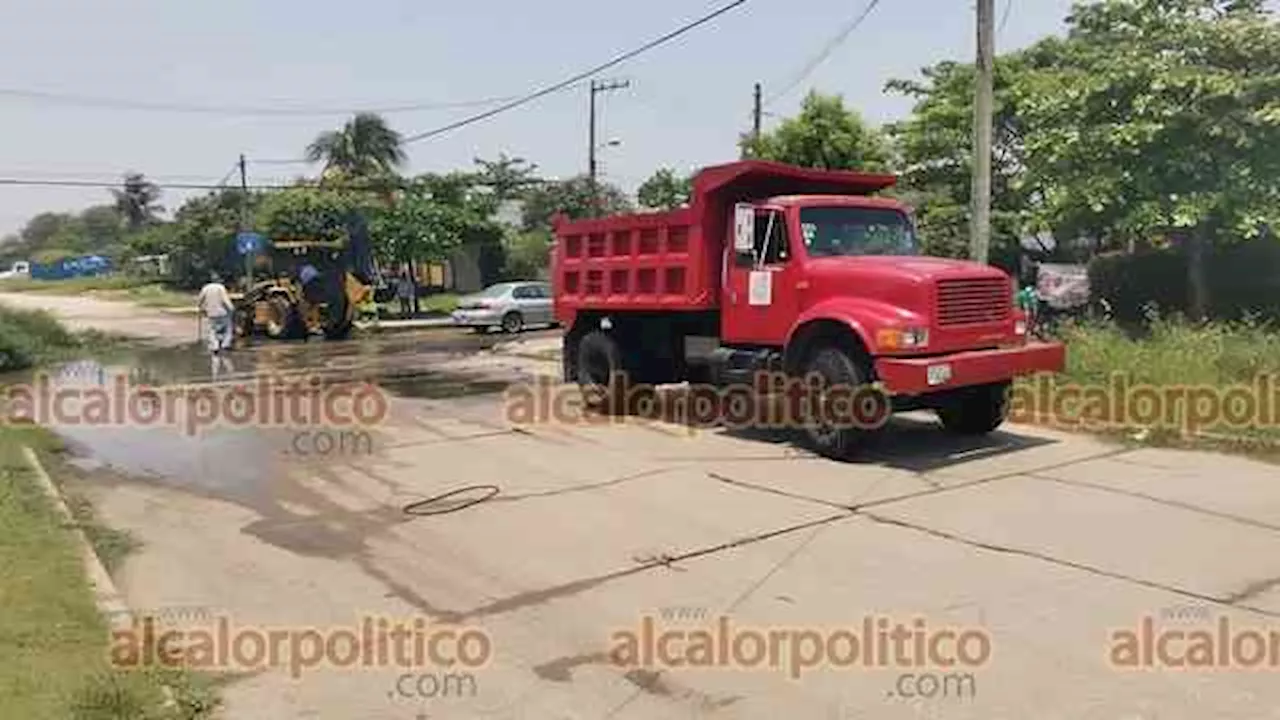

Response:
(0, 0), (1079, 235)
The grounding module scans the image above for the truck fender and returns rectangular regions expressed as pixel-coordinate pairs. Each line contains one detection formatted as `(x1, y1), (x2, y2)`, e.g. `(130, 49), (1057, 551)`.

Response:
(783, 298), (917, 372)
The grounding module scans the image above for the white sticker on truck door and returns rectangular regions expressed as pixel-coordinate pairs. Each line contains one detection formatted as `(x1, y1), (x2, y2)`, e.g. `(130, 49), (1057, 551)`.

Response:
(748, 270), (772, 306)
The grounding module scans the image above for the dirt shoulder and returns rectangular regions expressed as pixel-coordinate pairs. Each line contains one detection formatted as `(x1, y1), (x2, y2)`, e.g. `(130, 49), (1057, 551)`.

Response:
(0, 292), (199, 346)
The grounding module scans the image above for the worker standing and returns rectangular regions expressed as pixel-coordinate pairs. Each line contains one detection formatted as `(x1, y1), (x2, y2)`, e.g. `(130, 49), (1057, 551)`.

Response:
(396, 268), (415, 318)
(197, 272), (236, 354)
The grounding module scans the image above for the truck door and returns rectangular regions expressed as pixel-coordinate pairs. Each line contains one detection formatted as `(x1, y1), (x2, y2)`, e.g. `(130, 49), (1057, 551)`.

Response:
(722, 206), (800, 346)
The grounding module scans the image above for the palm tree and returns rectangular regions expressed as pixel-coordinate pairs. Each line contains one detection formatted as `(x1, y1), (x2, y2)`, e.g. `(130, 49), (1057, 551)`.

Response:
(305, 113), (407, 181)
(110, 173), (164, 231)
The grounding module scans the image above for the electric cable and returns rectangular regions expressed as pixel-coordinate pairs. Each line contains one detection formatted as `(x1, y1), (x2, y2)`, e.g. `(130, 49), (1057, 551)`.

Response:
(401, 0), (754, 144)
(0, 87), (519, 116)
(763, 0), (883, 107)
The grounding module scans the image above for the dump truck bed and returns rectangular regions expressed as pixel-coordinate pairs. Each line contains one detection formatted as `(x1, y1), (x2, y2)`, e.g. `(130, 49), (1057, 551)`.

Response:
(552, 160), (898, 317)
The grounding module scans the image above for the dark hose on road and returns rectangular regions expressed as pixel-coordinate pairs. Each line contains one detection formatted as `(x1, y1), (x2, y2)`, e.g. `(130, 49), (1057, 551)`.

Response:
(402, 485), (501, 517)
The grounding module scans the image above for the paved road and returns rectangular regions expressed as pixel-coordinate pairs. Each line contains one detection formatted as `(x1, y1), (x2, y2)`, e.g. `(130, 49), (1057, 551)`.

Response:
(12, 293), (1280, 719)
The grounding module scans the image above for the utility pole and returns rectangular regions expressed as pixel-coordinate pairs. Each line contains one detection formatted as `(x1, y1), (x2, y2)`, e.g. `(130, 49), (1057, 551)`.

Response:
(238, 153), (252, 291)
(588, 78), (629, 215)
(751, 83), (762, 151)
(969, 0), (995, 265)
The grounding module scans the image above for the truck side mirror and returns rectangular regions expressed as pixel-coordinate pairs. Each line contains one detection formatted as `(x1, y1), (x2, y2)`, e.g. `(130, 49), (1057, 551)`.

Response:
(733, 203), (755, 253)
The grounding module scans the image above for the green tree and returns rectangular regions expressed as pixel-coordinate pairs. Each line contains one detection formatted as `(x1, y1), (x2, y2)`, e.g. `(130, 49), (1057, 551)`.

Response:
(1015, 0), (1280, 318)
(474, 153), (539, 203)
(637, 168), (692, 210)
(740, 91), (894, 171)
(305, 113), (408, 180)
(885, 51), (1054, 263)
(79, 205), (124, 246)
(520, 176), (631, 231)
(111, 173), (164, 231)
(169, 188), (260, 288)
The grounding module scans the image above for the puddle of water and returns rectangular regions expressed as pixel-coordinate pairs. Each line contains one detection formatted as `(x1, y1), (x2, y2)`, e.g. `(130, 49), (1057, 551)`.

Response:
(19, 338), (522, 504)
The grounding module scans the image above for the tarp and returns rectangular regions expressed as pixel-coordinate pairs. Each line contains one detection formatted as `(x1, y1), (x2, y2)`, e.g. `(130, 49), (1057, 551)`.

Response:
(29, 255), (114, 280)
(1035, 263), (1090, 310)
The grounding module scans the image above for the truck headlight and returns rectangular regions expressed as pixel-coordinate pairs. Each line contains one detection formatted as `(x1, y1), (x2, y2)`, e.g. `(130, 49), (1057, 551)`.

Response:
(876, 326), (929, 351)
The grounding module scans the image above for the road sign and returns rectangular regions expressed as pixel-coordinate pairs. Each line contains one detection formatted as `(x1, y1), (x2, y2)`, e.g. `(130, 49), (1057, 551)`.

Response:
(236, 232), (263, 256)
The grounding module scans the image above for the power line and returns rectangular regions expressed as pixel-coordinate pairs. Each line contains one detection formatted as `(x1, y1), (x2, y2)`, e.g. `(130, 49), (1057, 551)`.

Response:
(401, 0), (754, 145)
(0, 87), (520, 116)
(0, 176), (554, 193)
(763, 0), (883, 107)
(998, 0), (1013, 36)
(214, 162), (241, 188)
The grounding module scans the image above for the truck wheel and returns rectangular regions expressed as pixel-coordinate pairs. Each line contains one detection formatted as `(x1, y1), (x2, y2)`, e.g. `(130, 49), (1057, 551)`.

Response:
(936, 381), (1011, 435)
(798, 346), (882, 461)
(265, 297), (298, 339)
(575, 331), (650, 414)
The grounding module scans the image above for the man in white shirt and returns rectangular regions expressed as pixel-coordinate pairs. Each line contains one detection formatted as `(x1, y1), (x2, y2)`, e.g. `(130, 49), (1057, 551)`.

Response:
(197, 272), (236, 354)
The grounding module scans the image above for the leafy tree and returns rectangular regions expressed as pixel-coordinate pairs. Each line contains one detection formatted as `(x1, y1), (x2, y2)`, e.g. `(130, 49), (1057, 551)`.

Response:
(80, 205), (124, 246)
(305, 113), (407, 180)
(111, 173), (164, 231)
(637, 168), (692, 210)
(885, 51), (1054, 264)
(474, 153), (539, 203)
(1015, 0), (1280, 318)
(168, 188), (259, 288)
(501, 229), (553, 280)
(520, 175), (631, 231)
(740, 91), (895, 171)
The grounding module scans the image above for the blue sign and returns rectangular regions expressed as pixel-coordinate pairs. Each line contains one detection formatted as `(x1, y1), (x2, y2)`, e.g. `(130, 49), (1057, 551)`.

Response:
(236, 232), (263, 255)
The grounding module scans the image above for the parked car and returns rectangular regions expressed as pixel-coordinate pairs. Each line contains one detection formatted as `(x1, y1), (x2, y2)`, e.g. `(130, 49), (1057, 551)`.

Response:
(451, 281), (555, 333)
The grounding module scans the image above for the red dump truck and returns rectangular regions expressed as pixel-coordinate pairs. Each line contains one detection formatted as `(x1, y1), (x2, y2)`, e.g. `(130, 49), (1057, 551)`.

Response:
(551, 160), (1065, 459)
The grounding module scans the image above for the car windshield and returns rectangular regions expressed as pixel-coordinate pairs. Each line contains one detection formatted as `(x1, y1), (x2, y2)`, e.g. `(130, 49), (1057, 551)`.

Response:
(799, 207), (920, 257)
(477, 283), (516, 298)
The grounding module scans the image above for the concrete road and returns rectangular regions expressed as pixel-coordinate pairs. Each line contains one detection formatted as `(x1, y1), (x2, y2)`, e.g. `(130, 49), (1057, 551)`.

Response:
(10, 294), (1280, 719)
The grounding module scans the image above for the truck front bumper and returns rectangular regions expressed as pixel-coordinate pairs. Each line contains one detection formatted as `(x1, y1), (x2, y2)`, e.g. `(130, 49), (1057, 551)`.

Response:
(874, 341), (1065, 396)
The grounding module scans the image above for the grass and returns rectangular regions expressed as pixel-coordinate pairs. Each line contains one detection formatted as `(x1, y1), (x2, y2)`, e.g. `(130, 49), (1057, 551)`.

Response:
(0, 305), (124, 373)
(373, 292), (459, 319)
(0, 275), (194, 309)
(0, 426), (220, 719)
(1016, 315), (1280, 455)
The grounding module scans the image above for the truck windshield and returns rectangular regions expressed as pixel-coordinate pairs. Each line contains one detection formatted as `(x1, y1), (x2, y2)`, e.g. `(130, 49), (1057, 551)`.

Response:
(799, 207), (919, 257)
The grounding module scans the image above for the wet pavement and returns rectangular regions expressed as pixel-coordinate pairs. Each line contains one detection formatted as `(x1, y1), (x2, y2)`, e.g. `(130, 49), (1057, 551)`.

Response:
(9, 294), (1280, 720)
(42, 329), (558, 509)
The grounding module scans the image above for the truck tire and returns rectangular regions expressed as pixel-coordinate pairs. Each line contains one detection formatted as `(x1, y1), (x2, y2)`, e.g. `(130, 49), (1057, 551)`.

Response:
(265, 297), (302, 340)
(936, 381), (1011, 435)
(798, 345), (882, 461)
(575, 331), (651, 415)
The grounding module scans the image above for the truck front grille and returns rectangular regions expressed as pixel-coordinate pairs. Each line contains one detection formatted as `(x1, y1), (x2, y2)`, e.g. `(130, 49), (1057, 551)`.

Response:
(936, 278), (1011, 327)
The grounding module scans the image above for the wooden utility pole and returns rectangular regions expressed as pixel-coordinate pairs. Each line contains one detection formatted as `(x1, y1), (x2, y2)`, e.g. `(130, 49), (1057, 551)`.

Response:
(238, 153), (253, 291)
(969, 0), (995, 265)
(588, 79), (629, 216)
(752, 83), (763, 148)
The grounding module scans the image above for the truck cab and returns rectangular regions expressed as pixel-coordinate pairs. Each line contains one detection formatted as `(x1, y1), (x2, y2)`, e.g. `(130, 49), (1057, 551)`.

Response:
(553, 160), (1064, 460)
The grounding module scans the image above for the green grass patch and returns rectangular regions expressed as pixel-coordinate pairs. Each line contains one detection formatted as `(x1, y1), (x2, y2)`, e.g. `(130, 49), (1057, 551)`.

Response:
(0, 305), (123, 373)
(0, 276), (194, 309)
(420, 292), (459, 314)
(1017, 316), (1280, 454)
(374, 292), (459, 318)
(0, 427), (219, 719)
(0, 275), (152, 295)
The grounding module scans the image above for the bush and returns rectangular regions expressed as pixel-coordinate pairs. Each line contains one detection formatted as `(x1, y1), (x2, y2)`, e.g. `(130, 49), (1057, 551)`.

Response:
(0, 305), (88, 371)
(1088, 237), (1280, 324)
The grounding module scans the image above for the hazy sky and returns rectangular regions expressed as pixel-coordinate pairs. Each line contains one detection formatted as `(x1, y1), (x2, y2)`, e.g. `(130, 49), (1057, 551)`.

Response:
(0, 0), (1080, 235)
